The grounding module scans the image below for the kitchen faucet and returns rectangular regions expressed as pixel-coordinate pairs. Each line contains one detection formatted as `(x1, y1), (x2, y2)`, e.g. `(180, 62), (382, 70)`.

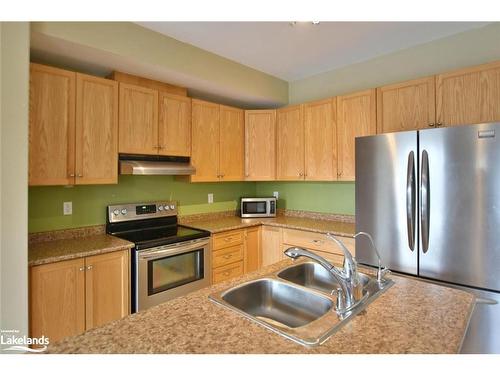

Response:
(352, 231), (390, 285)
(284, 233), (363, 314)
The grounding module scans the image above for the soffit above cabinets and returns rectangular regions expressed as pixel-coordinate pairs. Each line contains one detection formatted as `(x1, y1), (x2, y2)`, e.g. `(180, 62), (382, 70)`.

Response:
(136, 22), (490, 81)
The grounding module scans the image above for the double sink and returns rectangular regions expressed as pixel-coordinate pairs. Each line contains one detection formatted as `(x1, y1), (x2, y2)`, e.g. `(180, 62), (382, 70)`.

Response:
(209, 261), (393, 347)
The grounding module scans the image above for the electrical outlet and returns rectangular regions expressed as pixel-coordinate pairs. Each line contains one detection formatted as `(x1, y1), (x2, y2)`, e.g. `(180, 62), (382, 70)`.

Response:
(273, 191), (279, 200)
(208, 193), (214, 204)
(63, 201), (72, 215)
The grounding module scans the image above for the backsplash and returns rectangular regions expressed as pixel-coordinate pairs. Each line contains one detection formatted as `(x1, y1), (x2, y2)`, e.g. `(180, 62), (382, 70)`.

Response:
(28, 175), (256, 233)
(29, 176), (355, 233)
(255, 181), (355, 215)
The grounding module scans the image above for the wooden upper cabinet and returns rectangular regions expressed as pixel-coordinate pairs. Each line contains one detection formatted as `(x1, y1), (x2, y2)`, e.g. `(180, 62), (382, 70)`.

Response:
(377, 76), (436, 133)
(191, 99), (220, 182)
(158, 93), (191, 157)
(337, 89), (376, 181)
(118, 83), (158, 155)
(30, 258), (85, 344)
(277, 105), (305, 180)
(75, 73), (118, 185)
(436, 60), (500, 126)
(29, 63), (76, 186)
(85, 250), (129, 330)
(219, 105), (244, 181)
(245, 109), (277, 181)
(304, 98), (337, 181)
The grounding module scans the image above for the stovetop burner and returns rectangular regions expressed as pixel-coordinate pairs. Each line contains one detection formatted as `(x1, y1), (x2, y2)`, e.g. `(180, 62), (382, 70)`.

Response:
(105, 201), (210, 250)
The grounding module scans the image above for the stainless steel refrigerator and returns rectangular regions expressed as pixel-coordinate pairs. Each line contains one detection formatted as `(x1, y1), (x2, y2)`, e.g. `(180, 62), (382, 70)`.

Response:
(355, 122), (500, 354)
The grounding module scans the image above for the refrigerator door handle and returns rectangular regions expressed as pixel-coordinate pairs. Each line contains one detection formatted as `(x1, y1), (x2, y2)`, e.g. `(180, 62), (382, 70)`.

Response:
(406, 151), (416, 251)
(421, 150), (430, 253)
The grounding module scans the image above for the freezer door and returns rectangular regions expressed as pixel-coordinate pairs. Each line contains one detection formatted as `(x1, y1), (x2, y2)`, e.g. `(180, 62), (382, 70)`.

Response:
(356, 131), (418, 274)
(419, 123), (500, 291)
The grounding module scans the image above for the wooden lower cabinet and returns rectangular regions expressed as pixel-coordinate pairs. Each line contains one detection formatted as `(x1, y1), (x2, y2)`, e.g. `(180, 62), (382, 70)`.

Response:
(211, 227), (262, 284)
(84, 250), (129, 330)
(210, 225), (354, 282)
(261, 226), (283, 267)
(30, 249), (129, 344)
(245, 227), (261, 273)
(30, 258), (85, 344)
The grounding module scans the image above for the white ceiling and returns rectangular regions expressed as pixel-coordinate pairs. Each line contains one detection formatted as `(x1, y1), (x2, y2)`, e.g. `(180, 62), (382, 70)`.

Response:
(136, 22), (489, 81)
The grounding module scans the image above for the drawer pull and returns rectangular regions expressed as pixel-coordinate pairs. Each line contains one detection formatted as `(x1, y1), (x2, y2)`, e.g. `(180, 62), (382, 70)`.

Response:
(224, 237), (233, 242)
(312, 239), (324, 244)
(223, 271), (230, 276)
(223, 254), (232, 259)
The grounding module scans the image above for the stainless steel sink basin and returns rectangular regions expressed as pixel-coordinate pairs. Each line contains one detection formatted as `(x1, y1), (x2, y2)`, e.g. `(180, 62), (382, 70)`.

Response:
(277, 262), (370, 294)
(209, 261), (394, 347)
(221, 278), (333, 328)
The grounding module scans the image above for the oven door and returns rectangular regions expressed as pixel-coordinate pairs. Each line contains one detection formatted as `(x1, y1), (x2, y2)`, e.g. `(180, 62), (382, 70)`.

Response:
(136, 237), (211, 312)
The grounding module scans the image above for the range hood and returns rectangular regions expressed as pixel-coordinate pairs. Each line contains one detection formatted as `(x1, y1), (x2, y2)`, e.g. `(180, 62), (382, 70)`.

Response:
(119, 154), (196, 176)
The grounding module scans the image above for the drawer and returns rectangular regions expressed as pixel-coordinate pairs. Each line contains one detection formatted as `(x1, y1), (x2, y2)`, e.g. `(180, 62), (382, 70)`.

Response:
(282, 228), (355, 256)
(212, 244), (244, 268)
(212, 230), (244, 250)
(212, 261), (244, 284)
(282, 229), (332, 252)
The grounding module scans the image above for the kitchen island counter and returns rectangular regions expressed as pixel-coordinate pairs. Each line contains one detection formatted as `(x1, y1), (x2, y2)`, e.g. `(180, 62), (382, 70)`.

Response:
(47, 259), (474, 354)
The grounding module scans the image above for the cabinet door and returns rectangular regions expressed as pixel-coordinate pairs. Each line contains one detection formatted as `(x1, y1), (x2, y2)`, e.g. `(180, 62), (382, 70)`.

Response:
(436, 61), (500, 126)
(244, 110), (276, 181)
(191, 99), (220, 182)
(75, 73), (118, 185)
(304, 98), (337, 181)
(118, 83), (158, 155)
(29, 63), (76, 186)
(245, 227), (261, 273)
(30, 258), (85, 344)
(261, 226), (283, 267)
(377, 76), (436, 133)
(277, 105), (305, 180)
(219, 105), (244, 181)
(158, 92), (191, 156)
(85, 250), (129, 330)
(337, 89), (376, 181)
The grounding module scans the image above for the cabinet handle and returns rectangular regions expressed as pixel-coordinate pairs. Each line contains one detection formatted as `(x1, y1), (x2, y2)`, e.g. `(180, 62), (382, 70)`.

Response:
(87, 265), (93, 270)
(69, 173), (75, 177)
(298, 172), (303, 177)
(77, 174), (83, 178)
(79, 266), (85, 271)
(436, 122), (443, 127)
(245, 173), (249, 177)
(223, 254), (232, 259)
(224, 237), (233, 242)
(312, 239), (324, 244)
(428, 123), (436, 127)
(223, 271), (230, 276)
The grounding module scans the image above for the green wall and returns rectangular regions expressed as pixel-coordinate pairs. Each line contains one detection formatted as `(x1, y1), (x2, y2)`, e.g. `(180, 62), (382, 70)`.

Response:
(29, 176), (256, 233)
(256, 182), (355, 215)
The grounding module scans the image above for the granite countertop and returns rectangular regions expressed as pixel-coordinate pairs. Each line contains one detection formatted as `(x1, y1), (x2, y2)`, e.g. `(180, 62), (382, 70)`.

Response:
(184, 216), (356, 237)
(47, 259), (475, 354)
(29, 234), (134, 266)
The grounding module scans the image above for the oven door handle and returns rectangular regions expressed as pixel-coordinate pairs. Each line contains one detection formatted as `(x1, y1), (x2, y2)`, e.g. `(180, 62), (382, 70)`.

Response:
(139, 239), (209, 260)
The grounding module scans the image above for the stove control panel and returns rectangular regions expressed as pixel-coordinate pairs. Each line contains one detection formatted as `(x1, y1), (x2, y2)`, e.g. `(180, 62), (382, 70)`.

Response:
(107, 201), (177, 223)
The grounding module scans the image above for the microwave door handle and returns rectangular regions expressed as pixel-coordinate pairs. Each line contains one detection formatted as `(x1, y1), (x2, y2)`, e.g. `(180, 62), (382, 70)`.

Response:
(406, 151), (416, 251)
(421, 150), (430, 253)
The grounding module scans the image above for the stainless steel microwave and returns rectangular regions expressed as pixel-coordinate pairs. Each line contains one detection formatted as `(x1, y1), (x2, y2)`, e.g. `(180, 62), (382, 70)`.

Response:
(240, 197), (277, 218)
